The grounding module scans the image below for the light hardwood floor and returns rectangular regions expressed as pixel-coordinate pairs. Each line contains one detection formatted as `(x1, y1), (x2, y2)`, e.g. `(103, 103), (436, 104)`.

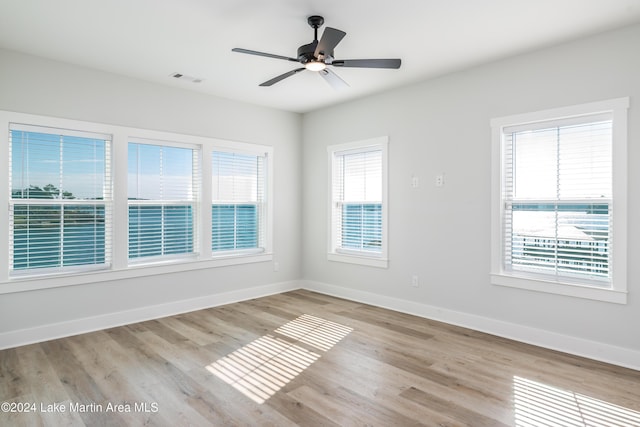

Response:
(1, 290), (639, 426)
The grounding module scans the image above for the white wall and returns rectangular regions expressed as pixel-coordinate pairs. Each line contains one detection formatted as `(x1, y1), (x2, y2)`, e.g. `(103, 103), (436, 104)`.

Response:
(0, 48), (302, 343)
(302, 24), (640, 367)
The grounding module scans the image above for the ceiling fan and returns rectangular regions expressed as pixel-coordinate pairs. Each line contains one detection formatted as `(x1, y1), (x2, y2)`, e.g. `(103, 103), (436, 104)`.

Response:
(232, 15), (401, 89)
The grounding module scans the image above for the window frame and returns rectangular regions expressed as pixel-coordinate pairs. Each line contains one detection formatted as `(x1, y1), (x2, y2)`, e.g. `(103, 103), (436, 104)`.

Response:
(327, 137), (388, 268)
(490, 98), (628, 304)
(0, 110), (273, 294)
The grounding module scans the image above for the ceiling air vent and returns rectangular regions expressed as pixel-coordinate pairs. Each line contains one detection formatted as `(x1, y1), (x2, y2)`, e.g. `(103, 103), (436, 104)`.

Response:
(170, 72), (203, 83)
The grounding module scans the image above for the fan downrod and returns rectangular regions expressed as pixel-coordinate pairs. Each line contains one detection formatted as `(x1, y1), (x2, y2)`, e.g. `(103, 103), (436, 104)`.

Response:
(307, 15), (324, 42)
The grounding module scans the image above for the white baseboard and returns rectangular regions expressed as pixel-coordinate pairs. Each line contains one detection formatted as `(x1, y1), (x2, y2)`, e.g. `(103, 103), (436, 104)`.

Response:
(3, 279), (638, 372)
(301, 280), (640, 372)
(0, 280), (300, 350)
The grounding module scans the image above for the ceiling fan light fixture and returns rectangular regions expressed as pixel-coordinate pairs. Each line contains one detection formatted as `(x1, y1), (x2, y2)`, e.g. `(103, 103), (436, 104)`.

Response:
(305, 61), (326, 72)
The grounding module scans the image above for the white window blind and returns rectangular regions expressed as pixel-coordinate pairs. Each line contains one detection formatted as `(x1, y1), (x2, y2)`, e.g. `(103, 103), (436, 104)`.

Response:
(128, 142), (199, 262)
(9, 124), (112, 275)
(331, 147), (383, 254)
(503, 116), (612, 283)
(211, 150), (266, 253)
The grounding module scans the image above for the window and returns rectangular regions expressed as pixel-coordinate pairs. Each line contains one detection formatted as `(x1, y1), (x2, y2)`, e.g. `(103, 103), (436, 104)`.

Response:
(128, 141), (199, 263)
(9, 124), (111, 276)
(212, 150), (267, 255)
(1, 111), (273, 292)
(491, 98), (628, 303)
(328, 137), (388, 268)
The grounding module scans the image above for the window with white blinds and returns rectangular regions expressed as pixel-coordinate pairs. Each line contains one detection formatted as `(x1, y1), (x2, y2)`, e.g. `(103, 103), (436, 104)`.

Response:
(211, 150), (266, 254)
(328, 137), (388, 267)
(1, 111), (274, 291)
(128, 141), (199, 262)
(503, 117), (612, 282)
(491, 98), (629, 303)
(9, 124), (111, 276)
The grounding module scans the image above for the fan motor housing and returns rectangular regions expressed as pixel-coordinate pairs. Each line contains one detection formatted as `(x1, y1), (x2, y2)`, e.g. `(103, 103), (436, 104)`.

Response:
(297, 41), (318, 64)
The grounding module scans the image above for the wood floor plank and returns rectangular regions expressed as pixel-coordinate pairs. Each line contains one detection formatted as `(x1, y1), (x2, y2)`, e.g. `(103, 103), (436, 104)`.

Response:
(401, 386), (512, 427)
(14, 345), (75, 414)
(196, 307), (264, 346)
(282, 353), (465, 427)
(185, 366), (300, 427)
(133, 330), (212, 373)
(1, 290), (639, 426)
(318, 339), (515, 425)
(262, 389), (341, 426)
(0, 348), (28, 401)
(65, 334), (165, 426)
(40, 339), (115, 427)
(336, 306), (436, 341)
(243, 299), (303, 322)
(165, 314), (224, 346)
(288, 383), (426, 427)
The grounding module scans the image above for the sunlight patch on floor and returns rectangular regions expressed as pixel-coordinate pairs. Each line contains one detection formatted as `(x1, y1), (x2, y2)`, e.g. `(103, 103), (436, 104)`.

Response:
(275, 314), (354, 351)
(513, 376), (640, 427)
(206, 314), (353, 404)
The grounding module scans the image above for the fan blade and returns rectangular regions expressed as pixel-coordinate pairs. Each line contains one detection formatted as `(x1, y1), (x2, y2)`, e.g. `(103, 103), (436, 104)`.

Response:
(232, 48), (298, 62)
(259, 68), (305, 86)
(319, 69), (349, 91)
(332, 58), (401, 69)
(314, 27), (346, 59)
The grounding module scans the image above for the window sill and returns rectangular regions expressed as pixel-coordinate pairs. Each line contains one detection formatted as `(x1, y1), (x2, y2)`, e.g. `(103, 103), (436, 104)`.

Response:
(0, 252), (273, 295)
(328, 252), (388, 268)
(490, 272), (627, 304)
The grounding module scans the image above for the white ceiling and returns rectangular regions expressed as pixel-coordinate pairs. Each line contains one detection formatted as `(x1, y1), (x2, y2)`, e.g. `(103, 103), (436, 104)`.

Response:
(1, 0), (640, 113)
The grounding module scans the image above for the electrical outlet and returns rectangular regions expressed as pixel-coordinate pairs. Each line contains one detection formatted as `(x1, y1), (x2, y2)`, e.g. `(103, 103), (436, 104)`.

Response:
(411, 175), (419, 188)
(274, 261), (280, 272)
(435, 174), (444, 187)
(411, 275), (419, 287)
